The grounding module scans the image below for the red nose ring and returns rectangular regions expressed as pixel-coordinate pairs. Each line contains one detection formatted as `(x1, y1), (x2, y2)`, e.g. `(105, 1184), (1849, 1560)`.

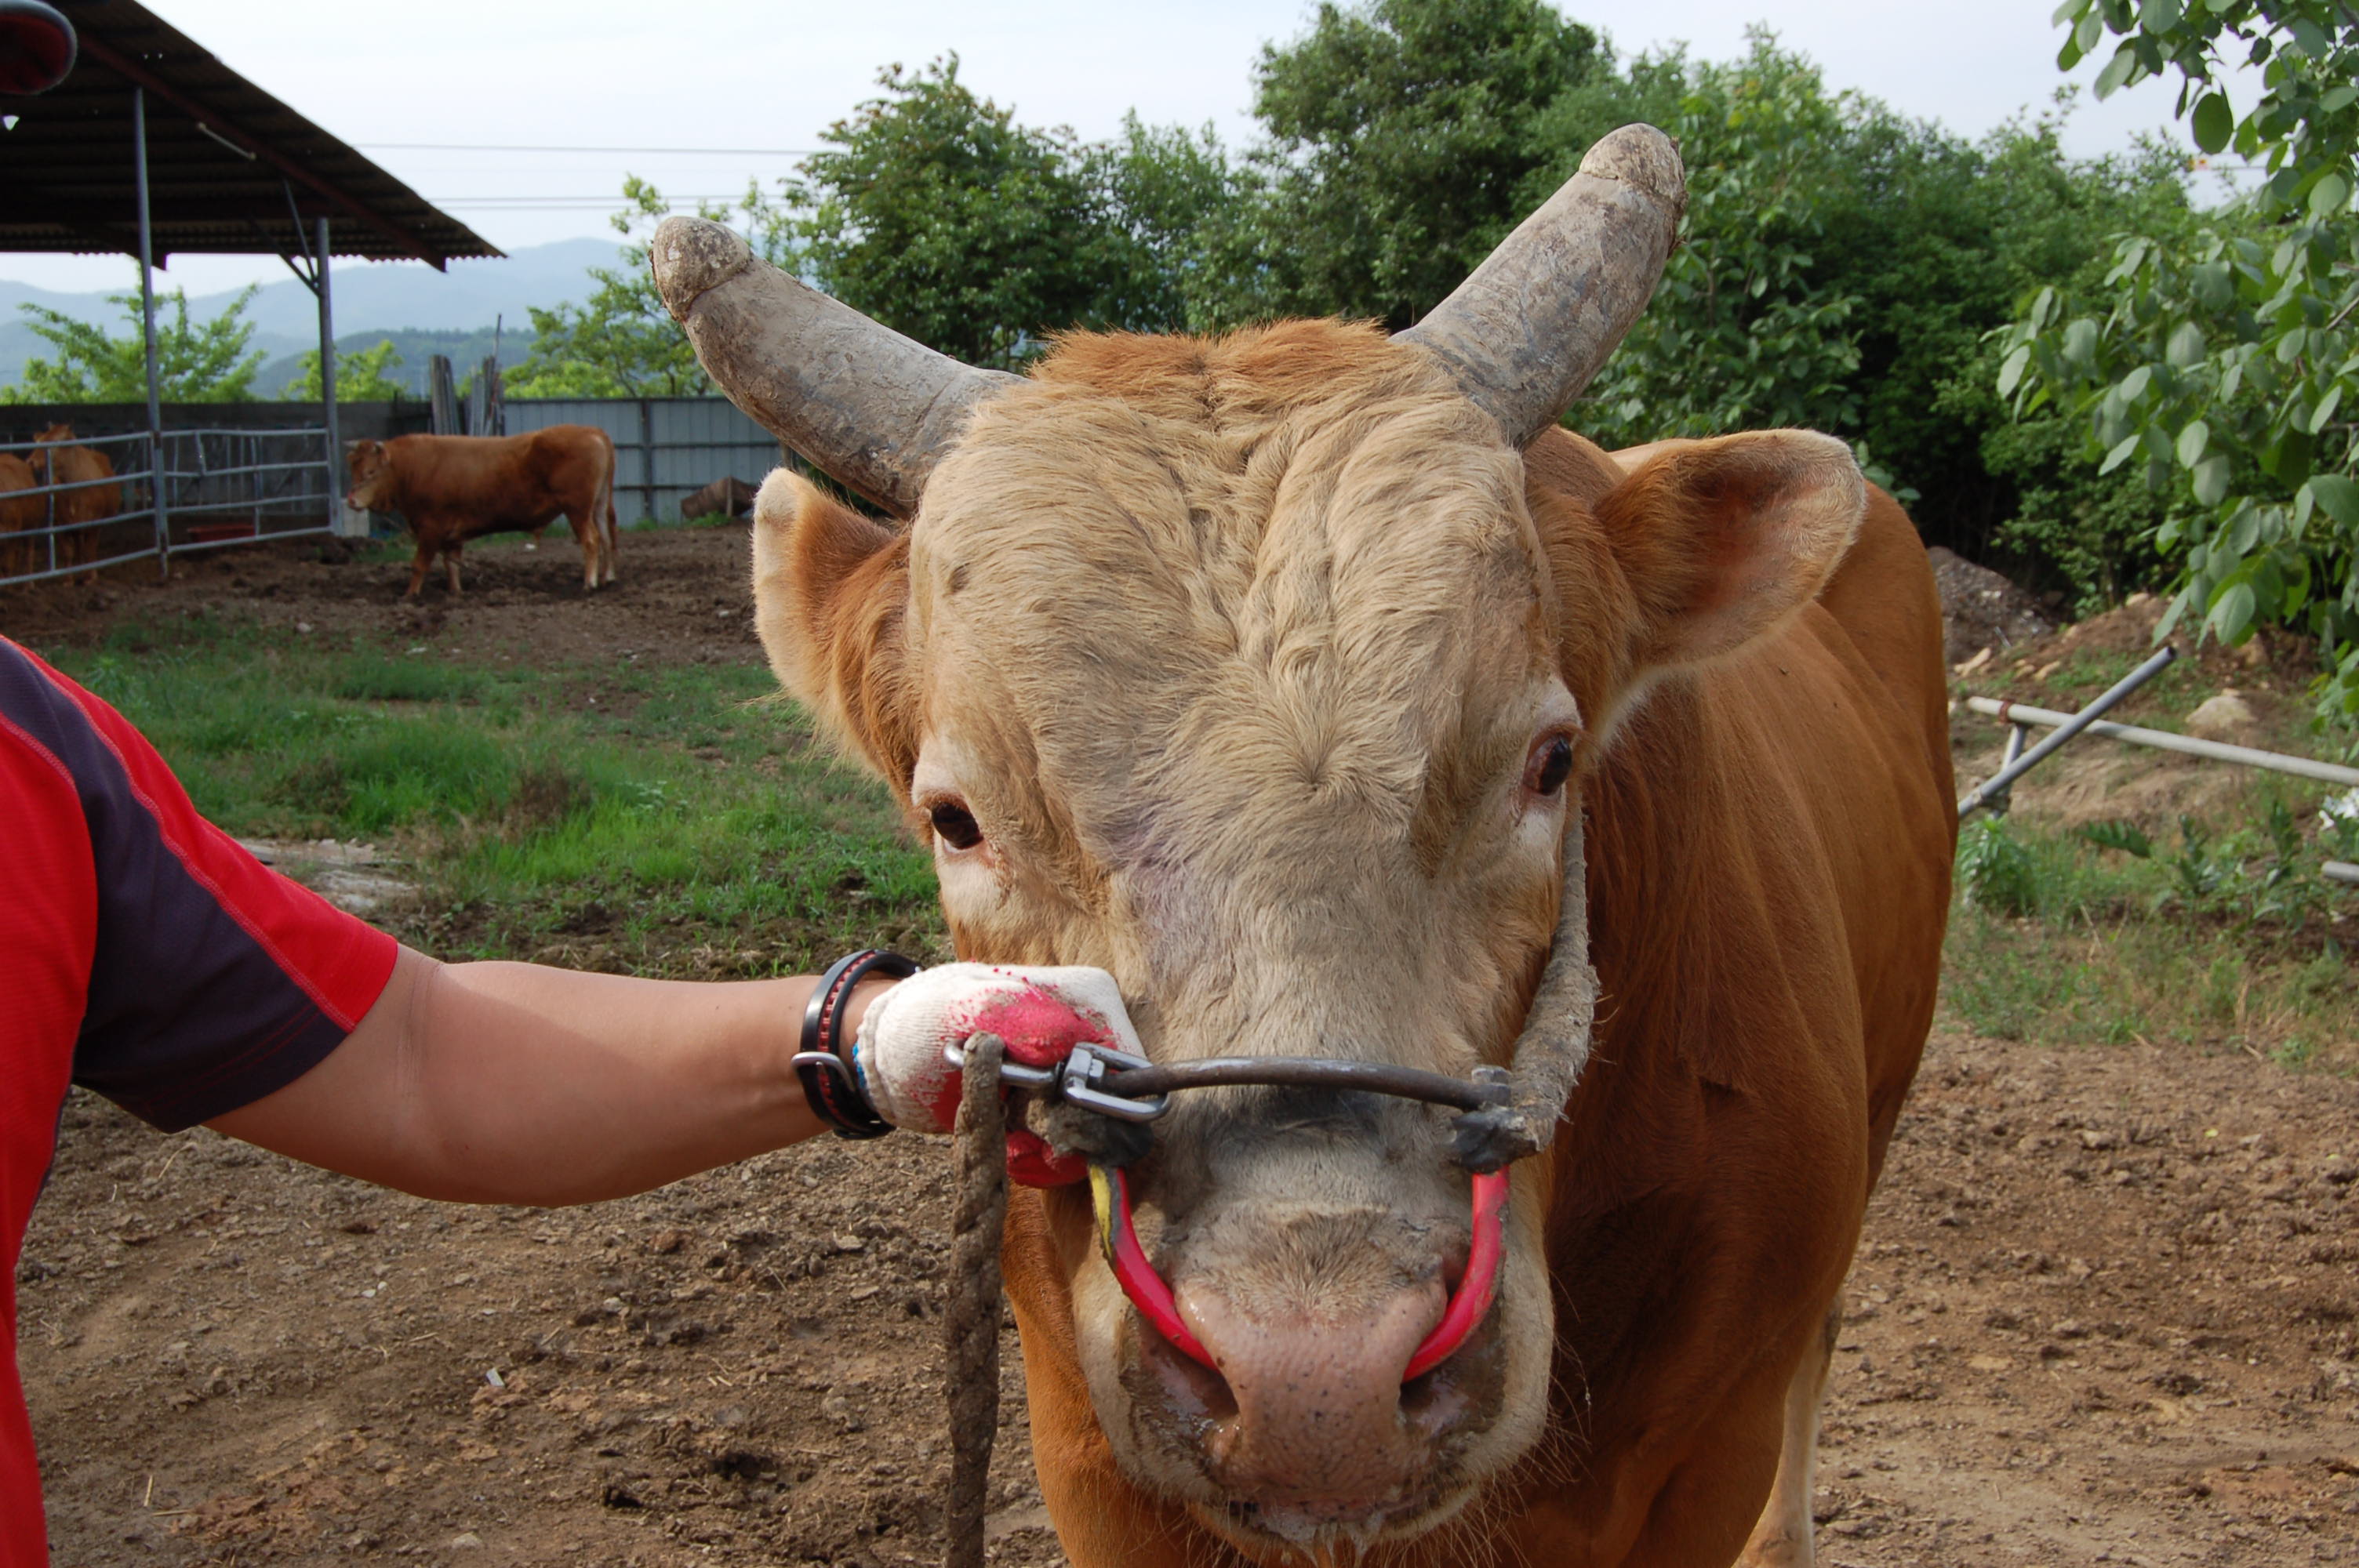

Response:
(1088, 1163), (1510, 1381)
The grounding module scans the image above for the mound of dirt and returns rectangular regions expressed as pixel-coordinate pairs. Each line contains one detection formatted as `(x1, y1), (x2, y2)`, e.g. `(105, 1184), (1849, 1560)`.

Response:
(1947, 587), (2341, 832)
(1929, 546), (2055, 666)
(2012, 593), (2316, 694)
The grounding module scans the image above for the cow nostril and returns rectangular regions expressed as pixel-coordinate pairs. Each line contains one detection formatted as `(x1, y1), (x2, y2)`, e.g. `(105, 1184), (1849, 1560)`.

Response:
(1145, 1323), (1238, 1424)
(1400, 1359), (1469, 1439)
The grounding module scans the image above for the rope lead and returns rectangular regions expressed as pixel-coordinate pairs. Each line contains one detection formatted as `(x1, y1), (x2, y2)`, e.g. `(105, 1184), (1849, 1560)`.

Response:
(946, 1031), (1007, 1568)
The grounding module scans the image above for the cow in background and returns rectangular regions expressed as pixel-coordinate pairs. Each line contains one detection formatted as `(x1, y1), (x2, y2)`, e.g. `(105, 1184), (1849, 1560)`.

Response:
(680, 474), (758, 521)
(0, 452), (38, 579)
(346, 426), (618, 598)
(29, 424), (116, 583)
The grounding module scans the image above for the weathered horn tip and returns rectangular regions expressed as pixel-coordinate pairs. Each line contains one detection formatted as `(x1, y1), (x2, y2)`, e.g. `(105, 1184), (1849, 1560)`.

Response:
(1577, 124), (1685, 210)
(650, 217), (754, 323)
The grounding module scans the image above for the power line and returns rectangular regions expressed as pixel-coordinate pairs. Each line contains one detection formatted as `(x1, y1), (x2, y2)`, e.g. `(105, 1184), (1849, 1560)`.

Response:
(429, 194), (758, 201)
(427, 197), (768, 211)
(362, 141), (820, 155)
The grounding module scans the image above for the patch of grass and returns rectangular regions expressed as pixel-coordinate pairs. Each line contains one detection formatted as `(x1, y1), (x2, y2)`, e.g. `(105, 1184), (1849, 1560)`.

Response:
(1957, 818), (2041, 916)
(1941, 809), (2359, 1070)
(2036, 647), (2204, 720)
(1942, 908), (2358, 1058)
(334, 651), (499, 704)
(627, 510), (746, 532)
(39, 613), (942, 977)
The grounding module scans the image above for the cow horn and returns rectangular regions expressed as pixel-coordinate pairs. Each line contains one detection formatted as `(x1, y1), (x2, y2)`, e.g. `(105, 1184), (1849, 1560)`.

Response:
(650, 218), (1019, 517)
(1394, 124), (1685, 448)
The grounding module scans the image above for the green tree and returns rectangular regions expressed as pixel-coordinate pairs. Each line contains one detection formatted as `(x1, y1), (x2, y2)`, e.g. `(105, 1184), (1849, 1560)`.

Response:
(1506, 33), (2186, 599)
(1084, 115), (1243, 336)
(509, 11), (2194, 618)
(285, 338), (405, 401)
(2000, 0), (2359, 707)
(508, 176), (776, 397)
(1538, 36), (1867, 449)
(1219, 0), (1602, 328)
(779, 57), (1201, 368)
(1911, 108), (2187, 599)
(6, 286), (265, 402)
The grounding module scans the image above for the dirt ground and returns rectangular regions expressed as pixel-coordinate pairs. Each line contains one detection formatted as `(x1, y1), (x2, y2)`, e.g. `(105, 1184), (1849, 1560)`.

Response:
(11, 537), (2359, 1566)
(0, 524), (768, 673)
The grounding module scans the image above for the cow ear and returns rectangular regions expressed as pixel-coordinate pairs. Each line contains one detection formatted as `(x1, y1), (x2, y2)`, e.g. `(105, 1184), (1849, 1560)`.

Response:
(750, 470), (921, 793)
(1596, 431), (1867, 670)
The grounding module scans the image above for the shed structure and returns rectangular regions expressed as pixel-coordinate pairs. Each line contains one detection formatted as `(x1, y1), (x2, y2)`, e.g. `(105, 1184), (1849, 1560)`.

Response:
(0, 0), (500, 581)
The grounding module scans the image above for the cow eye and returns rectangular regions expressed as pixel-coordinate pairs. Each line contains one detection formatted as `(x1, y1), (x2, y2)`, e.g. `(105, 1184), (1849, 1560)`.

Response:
(1524, 735), (1574, 797)
(928, 800), (984, 851)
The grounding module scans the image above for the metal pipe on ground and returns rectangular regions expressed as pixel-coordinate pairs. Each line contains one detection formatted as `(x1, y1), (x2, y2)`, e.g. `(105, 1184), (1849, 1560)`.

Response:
(1956, 646), (2179, 818)
(1962, 695), (2359, 789)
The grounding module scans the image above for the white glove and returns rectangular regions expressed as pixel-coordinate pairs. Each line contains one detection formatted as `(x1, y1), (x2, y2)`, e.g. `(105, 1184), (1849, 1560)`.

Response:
(850, 963), (1140, 1135)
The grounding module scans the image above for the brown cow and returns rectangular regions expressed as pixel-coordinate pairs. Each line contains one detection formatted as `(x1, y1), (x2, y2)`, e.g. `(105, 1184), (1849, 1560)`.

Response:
(29, 424), (117, 583)
(681, 474), (758, 521)
(344, 426), (618, 598)
(663, 125), (1954, 1567)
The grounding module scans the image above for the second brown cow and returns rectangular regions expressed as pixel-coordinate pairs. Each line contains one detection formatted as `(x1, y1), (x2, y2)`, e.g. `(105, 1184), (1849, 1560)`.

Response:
(0, 453), (39, 580)
(346, 426), (618, 598)
(27, 424), (118, 583)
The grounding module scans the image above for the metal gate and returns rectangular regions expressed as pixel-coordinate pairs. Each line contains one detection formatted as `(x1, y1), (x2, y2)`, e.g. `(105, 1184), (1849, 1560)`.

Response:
(0, 424), (343, 587)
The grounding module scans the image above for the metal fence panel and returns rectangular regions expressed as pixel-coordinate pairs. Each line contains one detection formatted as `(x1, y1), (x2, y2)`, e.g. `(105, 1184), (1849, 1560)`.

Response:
(0, 424), (336, 586)
(0, 398), (788, 586)
(505, 397), (785, 521)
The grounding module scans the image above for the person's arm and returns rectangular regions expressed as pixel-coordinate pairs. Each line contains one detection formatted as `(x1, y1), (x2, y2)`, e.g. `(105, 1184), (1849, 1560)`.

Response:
(207, 947), (890, 1206)
(206, 949), (1145, 1205)
(0, 636), (1138, 1199)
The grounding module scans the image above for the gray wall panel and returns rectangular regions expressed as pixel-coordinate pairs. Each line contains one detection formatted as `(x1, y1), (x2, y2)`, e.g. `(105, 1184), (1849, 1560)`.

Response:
(507, 397), (784, 521)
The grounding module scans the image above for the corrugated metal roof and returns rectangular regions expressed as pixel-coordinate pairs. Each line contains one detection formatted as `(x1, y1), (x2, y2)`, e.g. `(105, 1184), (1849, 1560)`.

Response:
(0, 0), (499, 266)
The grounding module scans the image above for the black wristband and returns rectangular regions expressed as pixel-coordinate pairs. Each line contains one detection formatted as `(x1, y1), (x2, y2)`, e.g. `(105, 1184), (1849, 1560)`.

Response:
(792, 949), (919, 1140)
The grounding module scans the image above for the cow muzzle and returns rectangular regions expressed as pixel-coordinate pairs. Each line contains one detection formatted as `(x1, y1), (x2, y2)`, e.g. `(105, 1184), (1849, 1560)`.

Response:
(1092, 1163), (1507, 1383)
(1095, 1163), (1510, 1530)
(1176, 1272), (1448, 1519)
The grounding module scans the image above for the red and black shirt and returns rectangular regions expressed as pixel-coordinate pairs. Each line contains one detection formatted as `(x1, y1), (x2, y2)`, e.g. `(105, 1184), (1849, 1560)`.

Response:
(0, 637), (397, 1565)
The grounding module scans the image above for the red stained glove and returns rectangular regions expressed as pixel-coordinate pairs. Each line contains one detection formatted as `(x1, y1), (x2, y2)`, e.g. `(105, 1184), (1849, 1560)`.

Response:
(849, 964), (1139, 1186)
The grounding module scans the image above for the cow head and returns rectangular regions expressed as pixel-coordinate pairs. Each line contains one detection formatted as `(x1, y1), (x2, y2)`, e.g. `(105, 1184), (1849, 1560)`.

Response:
(345, 439), (393, 510)
(28, 423), (71, 480)
(657, 127), (1868, 1557)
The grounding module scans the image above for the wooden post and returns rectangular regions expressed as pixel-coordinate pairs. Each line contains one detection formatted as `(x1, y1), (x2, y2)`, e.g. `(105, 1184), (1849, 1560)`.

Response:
(429, 355), (458, 435)
(478, 355), (503, 436)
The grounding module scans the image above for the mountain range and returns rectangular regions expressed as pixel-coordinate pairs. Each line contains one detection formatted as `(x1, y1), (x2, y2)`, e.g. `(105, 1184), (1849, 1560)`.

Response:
(0, 237), (623, 395)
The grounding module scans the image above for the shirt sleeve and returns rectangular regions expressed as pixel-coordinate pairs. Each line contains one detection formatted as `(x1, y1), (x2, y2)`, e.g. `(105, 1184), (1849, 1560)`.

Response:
(0, 637), (400, 1132)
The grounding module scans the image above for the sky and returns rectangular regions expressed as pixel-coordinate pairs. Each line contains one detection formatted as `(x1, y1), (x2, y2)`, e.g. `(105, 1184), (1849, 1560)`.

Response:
(2, 0), (2220, 298)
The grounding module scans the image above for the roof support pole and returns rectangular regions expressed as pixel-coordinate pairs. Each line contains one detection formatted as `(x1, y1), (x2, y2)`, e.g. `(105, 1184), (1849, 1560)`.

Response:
(315, 215), (347, 533)
(132, 85), (169, 579)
